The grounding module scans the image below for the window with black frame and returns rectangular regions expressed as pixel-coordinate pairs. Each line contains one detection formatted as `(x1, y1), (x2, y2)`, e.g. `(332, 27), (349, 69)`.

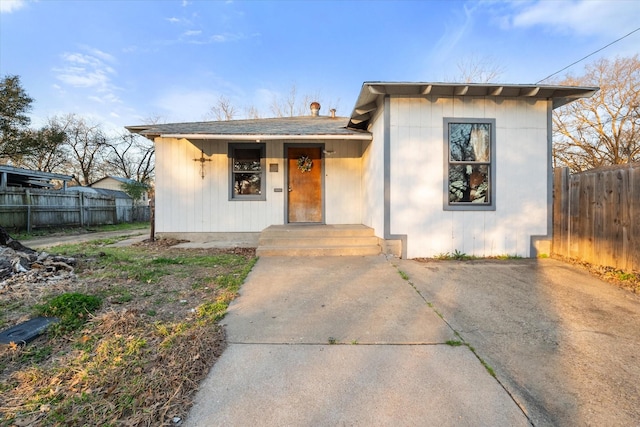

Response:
(230, 144), (265, 200)
(444, 119), (495, 210)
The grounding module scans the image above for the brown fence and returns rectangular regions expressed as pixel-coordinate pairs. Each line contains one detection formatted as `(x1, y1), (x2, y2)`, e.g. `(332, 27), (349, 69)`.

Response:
(0, 188), (148, 232)
(553, 163), (640, 271)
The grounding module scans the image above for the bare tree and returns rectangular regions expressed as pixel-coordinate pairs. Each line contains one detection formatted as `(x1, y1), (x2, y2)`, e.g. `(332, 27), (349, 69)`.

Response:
(244, 105), (262, 119)
(105, 132), (154, 184)
(207, 95), (237, 121)
(269, 84), (341, 117)
(51, 114), (110, 185)
(452, 54), (505, 83)
(553, 55), (640, 172)
(270, 84), (298, 117)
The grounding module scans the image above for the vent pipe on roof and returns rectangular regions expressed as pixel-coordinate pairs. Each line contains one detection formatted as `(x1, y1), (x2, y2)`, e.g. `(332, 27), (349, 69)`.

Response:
(310, 101), (320, 116)
(330, 108), (336, 118)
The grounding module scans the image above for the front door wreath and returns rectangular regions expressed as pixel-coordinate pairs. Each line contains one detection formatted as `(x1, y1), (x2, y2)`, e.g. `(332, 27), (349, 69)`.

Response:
(297, 155), (313, 173)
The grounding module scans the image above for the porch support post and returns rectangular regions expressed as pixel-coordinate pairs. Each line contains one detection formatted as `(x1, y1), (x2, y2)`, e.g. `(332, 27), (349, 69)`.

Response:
(530, 99), (555, 257)
(383, 95), (407, 258)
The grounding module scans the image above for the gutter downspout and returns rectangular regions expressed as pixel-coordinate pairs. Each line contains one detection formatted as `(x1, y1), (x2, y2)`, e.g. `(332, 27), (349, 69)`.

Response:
(383, 95), (408, 258)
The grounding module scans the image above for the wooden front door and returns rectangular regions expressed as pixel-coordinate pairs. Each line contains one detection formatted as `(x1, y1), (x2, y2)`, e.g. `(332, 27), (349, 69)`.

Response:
(287, 146), (322, 223)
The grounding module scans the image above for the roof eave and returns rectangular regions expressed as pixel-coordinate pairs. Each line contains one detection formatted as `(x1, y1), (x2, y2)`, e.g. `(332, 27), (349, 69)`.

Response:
(157, 133), (373, 141)
(347, 82), (600, 130)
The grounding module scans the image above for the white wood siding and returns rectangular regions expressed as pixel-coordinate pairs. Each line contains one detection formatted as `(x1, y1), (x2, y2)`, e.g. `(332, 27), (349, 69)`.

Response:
(361, 111), (385, 237)
(389, 97), (550, 258)
(154, 138), (363, 233)
(91, 177), (122, 192)
(324, 139), (363, 224)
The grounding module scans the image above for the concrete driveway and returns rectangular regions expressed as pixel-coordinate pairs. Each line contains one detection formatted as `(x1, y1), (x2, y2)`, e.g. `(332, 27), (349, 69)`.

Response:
(186, 255), (640, 427)
(394, 257), (640, 426)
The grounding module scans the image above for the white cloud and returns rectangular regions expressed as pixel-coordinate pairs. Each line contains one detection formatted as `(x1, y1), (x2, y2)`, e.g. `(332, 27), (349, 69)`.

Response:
(0, 0), (26, 13)
(432, 3), (477, 64)
(185, 32), (250, 45)
(53, 46), (122, 104)
(183, 30), (202, 37)
(508, 0), (640, 37)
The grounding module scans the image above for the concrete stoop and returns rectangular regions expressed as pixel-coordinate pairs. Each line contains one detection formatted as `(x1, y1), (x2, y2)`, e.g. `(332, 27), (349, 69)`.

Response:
(256, 224), (381, 257)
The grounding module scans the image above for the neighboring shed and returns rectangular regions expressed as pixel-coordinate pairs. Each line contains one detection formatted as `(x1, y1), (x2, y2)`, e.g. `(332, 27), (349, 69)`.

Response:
(127, 81), (598, 258)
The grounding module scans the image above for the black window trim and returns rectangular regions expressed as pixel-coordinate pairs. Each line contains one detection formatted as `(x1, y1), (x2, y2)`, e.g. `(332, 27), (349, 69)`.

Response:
(443, 117), (496, 211)
(228, 142), (266, 201)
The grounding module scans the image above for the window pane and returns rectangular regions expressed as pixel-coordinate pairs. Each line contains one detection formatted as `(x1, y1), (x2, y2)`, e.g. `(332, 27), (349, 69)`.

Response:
(449, 123), (490, 162)
(234, 149), (262, 171)
(233, 172), (262, 195)
(448, 164), (490, 203)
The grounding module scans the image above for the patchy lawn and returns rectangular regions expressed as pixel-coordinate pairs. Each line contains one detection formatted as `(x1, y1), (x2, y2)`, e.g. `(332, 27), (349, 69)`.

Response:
(0, 237), (256, 426)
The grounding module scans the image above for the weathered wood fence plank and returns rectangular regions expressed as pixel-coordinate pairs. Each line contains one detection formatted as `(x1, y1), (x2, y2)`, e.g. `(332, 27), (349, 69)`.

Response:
(0, 188), (125, 231)
(553, 163), (640, 272)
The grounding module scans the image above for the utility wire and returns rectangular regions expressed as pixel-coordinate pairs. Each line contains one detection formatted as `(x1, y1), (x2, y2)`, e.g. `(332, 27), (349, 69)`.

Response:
(536, 27), (640, 84)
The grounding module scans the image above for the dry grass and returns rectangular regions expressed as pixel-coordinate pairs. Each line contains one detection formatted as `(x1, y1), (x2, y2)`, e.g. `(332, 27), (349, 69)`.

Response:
(0, 239), (256, 426)
(551, 254), (640, 294)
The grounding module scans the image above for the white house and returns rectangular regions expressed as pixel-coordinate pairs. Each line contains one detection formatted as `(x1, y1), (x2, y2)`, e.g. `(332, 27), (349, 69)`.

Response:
(90, 176), (150, 205)
(127, 82), (597, 258)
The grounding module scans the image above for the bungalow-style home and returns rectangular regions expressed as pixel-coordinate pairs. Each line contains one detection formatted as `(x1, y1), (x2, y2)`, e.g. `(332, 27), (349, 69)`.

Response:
(90, 176), (150, 205)
(127, 82), (597, 258)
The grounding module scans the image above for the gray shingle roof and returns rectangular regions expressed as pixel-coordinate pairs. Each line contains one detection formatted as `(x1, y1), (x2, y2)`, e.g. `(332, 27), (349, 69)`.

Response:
(127, 116), (367, 138)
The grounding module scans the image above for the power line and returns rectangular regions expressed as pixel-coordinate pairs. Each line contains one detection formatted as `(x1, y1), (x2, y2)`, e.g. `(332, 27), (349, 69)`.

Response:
(536, 27), (640, 84)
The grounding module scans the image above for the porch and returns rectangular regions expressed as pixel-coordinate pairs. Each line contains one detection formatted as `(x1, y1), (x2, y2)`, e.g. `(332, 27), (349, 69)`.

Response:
(256, 224), (382, 257)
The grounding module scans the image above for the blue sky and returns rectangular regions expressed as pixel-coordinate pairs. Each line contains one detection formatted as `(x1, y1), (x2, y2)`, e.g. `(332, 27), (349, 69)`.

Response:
(1, 0), (639, 133)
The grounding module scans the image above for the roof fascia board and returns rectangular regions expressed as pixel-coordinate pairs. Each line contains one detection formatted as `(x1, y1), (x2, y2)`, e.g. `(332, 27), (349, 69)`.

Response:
(348, 82), (599, 129)
(159, 133), (373, 141)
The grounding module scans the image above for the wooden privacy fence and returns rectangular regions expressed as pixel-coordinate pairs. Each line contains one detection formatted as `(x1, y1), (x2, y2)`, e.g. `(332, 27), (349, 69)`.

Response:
(0, 188), (147, 232)
(553, 163), (640, 272)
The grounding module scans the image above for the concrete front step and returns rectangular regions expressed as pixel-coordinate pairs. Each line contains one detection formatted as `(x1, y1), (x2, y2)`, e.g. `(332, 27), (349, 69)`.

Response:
(257, 224), (381, 257)
(258, 236), (380, 248)
(257, 245), (382, 257)
(260, 224), (375, 238)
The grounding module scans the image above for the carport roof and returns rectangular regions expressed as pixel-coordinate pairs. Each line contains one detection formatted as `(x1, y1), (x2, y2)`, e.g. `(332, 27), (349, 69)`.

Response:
(347, 82), (599, 130)
(0, 165), (73, 188)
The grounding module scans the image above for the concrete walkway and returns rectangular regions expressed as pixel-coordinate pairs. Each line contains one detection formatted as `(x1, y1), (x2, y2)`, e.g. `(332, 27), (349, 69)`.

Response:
(185, 256), (530, 426)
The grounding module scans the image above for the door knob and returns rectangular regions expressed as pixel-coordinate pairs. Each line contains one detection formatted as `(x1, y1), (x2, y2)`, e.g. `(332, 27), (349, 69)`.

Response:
(288, 187), (293, 192)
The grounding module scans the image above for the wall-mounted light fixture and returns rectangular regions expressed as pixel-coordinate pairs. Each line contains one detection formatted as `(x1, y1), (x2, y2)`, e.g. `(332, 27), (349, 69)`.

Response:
(193, 149), (212, 179)
(323, 149), (335, 155)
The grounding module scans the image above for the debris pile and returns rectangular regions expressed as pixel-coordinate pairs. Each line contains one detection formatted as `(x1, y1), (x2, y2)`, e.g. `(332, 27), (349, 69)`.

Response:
(0, 227), (76, 289)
